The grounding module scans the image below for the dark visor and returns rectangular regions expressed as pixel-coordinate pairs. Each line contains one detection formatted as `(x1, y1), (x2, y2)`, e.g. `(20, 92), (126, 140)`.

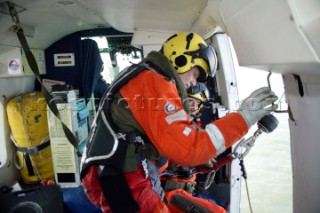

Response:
(185, 43), (217, 78)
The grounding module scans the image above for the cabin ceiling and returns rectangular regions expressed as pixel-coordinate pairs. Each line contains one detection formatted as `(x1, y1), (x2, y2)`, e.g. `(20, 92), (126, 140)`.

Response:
(0, 0), (319, 75)
(0, 0), (208, 51)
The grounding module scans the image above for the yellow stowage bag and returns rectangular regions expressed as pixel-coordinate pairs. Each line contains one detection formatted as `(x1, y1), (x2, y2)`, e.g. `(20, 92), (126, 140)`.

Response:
(6, 91), (54, 184)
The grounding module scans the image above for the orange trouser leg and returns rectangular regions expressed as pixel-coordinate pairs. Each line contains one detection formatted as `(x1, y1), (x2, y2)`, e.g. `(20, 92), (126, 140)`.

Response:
(165, 189), (227, 213)
(83, 165), (170, 213)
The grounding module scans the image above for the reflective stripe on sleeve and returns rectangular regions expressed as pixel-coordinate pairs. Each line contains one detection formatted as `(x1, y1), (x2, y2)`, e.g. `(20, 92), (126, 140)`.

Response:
(205, 123), (226, 155)
(165, 110), (188, 125)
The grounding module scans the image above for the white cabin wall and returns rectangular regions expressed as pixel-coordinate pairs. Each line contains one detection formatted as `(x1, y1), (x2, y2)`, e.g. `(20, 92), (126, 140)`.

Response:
(191, 0), (225, 38)
(215, 0), (320, 75)
(283, 73), (320, 213)
(131, 29), (177, 57)
(0, 44), (38, 187)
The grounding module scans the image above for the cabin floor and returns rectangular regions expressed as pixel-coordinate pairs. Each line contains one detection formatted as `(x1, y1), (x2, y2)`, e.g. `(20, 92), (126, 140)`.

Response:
(0, 181), (102, 213)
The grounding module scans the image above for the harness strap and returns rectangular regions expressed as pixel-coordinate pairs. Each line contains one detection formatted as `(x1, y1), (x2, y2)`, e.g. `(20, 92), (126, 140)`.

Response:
(99, 166), (140, 213)
(15, 140), (50, 155)
(23, 153), (34, 176)
(116, 132), (148, 144)
(156, 156), (169, 168)
(81, 64), (170, 210)
(93, 139), (140, 213)
(118, 133), (168, 203)
(164, 179), (197, 193)
(10, 134), (50, 176)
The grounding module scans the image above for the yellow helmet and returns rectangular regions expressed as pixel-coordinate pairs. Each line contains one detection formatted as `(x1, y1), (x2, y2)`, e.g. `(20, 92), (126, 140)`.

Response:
(187, 82), (208, 113)
(161, 32), (217, 82)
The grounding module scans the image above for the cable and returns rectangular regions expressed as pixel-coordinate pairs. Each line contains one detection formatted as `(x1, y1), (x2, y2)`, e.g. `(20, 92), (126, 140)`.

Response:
(244, 177), (253, 213)
(240, 159), (253, 213)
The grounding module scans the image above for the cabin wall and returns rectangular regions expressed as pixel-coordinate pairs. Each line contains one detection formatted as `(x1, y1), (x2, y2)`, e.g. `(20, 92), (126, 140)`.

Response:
(0, 43), (45, 187)
(216, 0), (320, 75)
(0, 27), (132, 188)
(283, 73), (320, 213)
(131, 29), (177, 57)
(42, 28), (131, 93)
(43, 33), (82, 92)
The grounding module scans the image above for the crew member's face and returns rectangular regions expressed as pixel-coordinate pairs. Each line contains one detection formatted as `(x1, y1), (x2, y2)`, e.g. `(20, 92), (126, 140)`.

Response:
(188, 97), (201, 116)
(179, 67), (200, 89)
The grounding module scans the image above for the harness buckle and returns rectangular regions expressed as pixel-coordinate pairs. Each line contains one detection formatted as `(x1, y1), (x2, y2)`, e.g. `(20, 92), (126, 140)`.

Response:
(185, 182), (197, 193)
(27, 146), (39, 154)
(135, 135), (144, 143)
(116, 133), (144, 144)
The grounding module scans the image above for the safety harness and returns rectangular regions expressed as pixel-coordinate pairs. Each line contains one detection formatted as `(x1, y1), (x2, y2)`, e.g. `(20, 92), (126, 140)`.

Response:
(80, 54), (187, 212)
(80, 49), (193, 212)
(80, 64), (148, 212)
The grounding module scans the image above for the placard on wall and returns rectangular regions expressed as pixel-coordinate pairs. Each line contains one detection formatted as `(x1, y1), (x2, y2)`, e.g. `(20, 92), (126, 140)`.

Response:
(54, 53), (75, 67)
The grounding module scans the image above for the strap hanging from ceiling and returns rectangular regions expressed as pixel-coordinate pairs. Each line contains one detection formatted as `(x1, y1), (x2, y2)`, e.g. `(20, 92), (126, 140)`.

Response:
(7, 1), (79, 152)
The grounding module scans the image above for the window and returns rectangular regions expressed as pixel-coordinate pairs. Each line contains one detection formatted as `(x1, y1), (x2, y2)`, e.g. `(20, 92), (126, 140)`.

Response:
(82, 36), (142, 84)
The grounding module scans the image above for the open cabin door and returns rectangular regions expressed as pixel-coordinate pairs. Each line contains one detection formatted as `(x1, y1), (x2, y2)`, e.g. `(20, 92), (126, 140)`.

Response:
(204, 32), (243, 213)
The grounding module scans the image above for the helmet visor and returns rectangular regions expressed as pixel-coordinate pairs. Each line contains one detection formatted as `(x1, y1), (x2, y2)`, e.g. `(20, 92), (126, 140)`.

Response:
(196, 44), (217, 77)
(185, 43), (218, 81)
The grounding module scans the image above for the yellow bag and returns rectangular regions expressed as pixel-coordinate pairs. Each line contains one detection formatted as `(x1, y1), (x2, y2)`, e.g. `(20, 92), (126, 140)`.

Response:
(6, 91), (54, 184)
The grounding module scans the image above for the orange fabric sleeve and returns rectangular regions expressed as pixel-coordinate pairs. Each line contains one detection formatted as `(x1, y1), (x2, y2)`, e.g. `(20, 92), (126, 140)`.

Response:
(120, 70), (248, 166)
(165, 189), (227, 213)
(214, 112), (248, 148)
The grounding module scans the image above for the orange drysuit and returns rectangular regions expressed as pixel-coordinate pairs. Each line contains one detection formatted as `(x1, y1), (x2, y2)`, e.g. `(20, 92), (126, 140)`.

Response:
(120, 70), (247, 166)
(121, 69), (247, 212)
(82, 66), (248, 212)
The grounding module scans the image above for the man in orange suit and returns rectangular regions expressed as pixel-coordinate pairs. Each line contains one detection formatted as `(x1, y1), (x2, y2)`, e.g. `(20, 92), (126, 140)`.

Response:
(81, 32), (278, 213)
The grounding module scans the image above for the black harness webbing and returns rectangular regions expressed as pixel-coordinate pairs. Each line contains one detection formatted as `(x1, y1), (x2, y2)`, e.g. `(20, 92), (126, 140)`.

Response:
(15, 140), (51, 176)
(82, 64), (153, 213)
(99, 166), (140, 213)
(15, 140), (50, 155)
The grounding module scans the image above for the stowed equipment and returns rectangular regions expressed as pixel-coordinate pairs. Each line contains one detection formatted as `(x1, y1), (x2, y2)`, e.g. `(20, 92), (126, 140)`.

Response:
(6, 92), (54, 184)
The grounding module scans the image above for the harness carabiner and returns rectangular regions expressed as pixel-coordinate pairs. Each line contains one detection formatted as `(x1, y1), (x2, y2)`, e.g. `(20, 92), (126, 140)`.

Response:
(233, 114), (279, 160)
(232, 128), (263, 160)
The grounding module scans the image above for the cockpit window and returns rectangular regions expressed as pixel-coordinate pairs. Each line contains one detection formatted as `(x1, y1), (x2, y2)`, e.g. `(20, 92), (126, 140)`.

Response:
(81, 36), (142, 84)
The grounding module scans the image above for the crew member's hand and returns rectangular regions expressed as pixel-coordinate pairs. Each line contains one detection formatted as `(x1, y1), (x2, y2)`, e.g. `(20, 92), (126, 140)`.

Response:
(237, 87), (278, 128)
